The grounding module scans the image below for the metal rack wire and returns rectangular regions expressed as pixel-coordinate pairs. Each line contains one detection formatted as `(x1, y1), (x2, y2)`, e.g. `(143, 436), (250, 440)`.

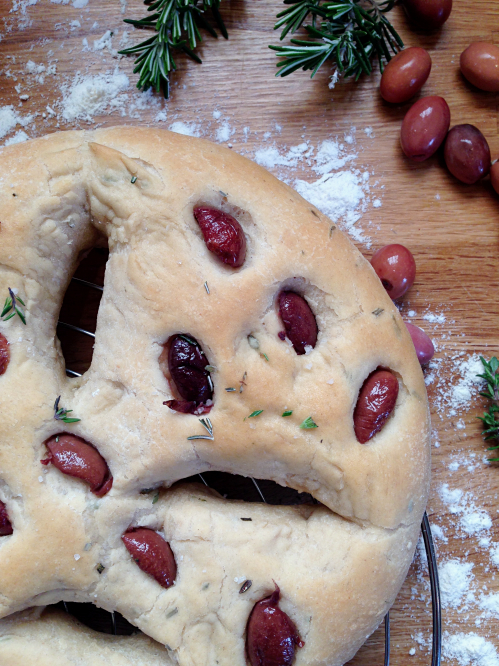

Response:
(59, 273), (442, 664)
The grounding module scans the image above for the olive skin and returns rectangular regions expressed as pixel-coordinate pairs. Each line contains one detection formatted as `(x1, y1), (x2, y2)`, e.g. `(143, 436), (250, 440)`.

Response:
(0, 333), (9, 376)
(246, 585), (304, 666)
(370, 244), (416, 300)
(401, 0), (452, 29)
(444, 124), (491, 184)
(405, 322), (435, 365)
(193, 206), (246, 268)
(278, 292), (318, 355)
(460, 42), (499, 92)
(354, 370), (399, 444)
(42, 434), (113, 497)
(400, 96), (450, 162)
(0, 501), (13, 536)
(490, 162), (499, 196)
(380, 47), (432, 104)
(122, 528), (177, 589)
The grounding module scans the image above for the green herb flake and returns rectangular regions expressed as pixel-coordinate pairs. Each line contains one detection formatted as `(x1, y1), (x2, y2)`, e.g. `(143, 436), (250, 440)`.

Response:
(300, 416), (318, 429)
(372, 308), (384, 317)
(1, 288), (26, 325)
(282, 410), (293, 417)
(96, 563), (105, 574)
(225, 387), (236, 392)
(53, 396), (81, 424)
(131, 175), (138, 184)
(477, 356), (499, 459)
(152, 491), (160, 504)
(166, 608), (179, 619)
(246, 410), (263, 419)
(260, 352), (269, 362)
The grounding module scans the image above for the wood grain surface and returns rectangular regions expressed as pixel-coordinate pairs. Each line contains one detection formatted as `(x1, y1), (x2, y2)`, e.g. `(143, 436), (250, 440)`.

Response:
(1, 1), (499, 664)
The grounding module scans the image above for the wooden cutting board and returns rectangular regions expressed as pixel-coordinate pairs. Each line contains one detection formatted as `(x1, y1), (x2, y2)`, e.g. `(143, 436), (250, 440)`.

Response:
(1, 1), (499, 663)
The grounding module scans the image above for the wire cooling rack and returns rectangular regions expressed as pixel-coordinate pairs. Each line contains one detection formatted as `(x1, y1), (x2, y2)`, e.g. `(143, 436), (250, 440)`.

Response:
(57, 257), (442, 665)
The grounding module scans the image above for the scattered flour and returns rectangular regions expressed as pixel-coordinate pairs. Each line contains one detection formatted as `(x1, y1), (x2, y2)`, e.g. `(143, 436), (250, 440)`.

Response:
(440, 560), (474, 609)
(439, 483), (492, 536)
(0, 105), (33, 141)
(168, 121), (202, 138)
(443, 633), (499, 666)
(60, 70), (130, 121)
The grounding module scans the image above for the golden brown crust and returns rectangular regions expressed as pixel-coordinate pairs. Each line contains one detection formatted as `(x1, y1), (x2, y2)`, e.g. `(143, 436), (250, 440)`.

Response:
(0, 128), (431, 665)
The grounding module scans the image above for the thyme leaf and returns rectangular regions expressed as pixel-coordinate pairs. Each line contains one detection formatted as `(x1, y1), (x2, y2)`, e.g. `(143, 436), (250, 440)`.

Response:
(246, 410), (263, 419)
(2, 288), (26, 325)
(187, 417), (214, 441)
(282, 410), (293, 417)
(53, 396), (81, 424)
(300, 416), (318, 429)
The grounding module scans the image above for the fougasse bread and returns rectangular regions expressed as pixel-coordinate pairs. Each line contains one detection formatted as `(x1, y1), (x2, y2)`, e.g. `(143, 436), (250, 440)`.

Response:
(0, 128), (431, 666)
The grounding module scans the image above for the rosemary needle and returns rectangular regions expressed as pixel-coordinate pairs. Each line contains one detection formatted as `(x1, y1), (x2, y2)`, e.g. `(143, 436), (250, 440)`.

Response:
(119, 0), (228, 99)
(269, 0), (403, 85)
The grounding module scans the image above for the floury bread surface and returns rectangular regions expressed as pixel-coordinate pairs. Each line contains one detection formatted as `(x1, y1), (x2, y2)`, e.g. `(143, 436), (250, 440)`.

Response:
(0, 128), (431, 665)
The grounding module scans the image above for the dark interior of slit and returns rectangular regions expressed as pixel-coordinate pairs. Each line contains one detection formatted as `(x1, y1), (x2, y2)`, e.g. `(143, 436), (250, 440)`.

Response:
(58, 246), (109, 376)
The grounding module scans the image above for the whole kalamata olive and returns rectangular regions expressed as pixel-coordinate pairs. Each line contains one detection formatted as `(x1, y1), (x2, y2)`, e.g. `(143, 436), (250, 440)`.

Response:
(402, 0), (452, 29)
(278, 292), (318, 355)
(491, 162), (499, 196)
(370, 244), (416, 300)
(354, 370), (399, 444)
(122, 528), (177, 589)
(246, 584), (304, 666)
(460, 42), (499, 92)
(405, 322), (435, 365)
(0, 333), (9, 376)
(401, 96), (450, 162)
(444, 124), (491, 184)
(193, 206), (246, 268)
(0, 501), (13, 536)
(42, 433), (113, 496)
(380, 47), (432, 104)
(166, 335), (213, 409)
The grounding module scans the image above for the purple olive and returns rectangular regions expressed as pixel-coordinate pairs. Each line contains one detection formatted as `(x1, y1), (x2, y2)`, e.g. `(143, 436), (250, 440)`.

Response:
(0, 333), (9, 376)
(122, 528), (176, 589)
(354, 370), (399, 444)
(444, 124), (491, 184)
(0, 501), (13, 536)
(41, 434), (113, 496)
(193, 206), (246, 268)
(246, 584), (304, 666)
(405, 322), (435, 365)
(167, 335), (213, 409)
(278, 292), (318, 355)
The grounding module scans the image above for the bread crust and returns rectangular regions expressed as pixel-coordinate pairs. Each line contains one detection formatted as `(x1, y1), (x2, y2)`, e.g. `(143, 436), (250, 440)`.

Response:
(0, 128), (431, 665)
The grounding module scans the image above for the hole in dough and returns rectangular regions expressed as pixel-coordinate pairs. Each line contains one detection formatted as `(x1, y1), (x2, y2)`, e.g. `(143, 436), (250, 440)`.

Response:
(51, 601), (138, 636)
(57, 243), (108, 376)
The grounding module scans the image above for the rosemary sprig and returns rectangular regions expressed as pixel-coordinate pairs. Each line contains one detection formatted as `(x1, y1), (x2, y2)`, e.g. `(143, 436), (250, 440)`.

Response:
(187, 417), (214, 440)
(1, 288), (26, 325)
(269, 0), (403, 84)
(477, 357), (499, 460)
(53, 396), (81, 424)
(119, 0), (228, 98)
